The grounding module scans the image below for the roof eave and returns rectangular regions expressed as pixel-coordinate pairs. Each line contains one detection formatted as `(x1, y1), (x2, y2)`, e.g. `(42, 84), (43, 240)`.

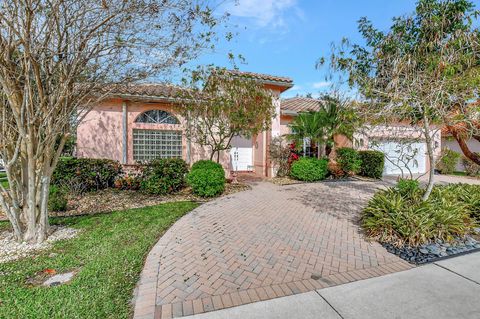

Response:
(108, 94), (181, 103)
(281, 109), (298, 116)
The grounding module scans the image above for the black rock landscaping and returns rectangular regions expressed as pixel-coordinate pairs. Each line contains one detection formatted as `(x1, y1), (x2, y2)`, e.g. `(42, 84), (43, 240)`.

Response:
(382, 235), (480, 264)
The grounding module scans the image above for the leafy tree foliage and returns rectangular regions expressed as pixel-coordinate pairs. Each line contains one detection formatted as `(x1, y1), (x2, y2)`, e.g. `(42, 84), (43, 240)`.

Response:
(322, 0), (480, 199)
(180, 67), (275, 162)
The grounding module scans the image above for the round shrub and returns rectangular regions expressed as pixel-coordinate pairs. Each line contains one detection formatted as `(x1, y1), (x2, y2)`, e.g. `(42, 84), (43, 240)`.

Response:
(437, 149), (460, 175)
(191, 160), (223, 171)
(48, 186), (68, 212)
(52, 157), (123, 194)
(358, 150), (385, 179)
(396, 178), (420, 197)
(140, 158), (189, 195)
(187, 166), (225, 198)
(290, 157), (328, 182)
(336, 147), (362, 176)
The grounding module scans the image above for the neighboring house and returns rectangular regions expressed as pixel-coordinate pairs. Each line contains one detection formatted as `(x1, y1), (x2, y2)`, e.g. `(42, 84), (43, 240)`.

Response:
(441, 132), (480, 171)
(279, 97), (442, 176)
(76, 71), (293, 177)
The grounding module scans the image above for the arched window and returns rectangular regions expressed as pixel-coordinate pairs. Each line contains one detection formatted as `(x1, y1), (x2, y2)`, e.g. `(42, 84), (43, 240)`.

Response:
(135, 110), (179, 125)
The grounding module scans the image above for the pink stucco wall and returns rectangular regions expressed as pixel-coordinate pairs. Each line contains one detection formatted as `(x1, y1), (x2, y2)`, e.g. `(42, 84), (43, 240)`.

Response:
(77, 99), (124, 162)
(77, 82), (288, 178)
(77, 98), (233, 171)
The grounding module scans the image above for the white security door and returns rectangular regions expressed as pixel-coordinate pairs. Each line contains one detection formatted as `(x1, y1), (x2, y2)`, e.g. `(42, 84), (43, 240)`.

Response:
(230, 136), (253, 171)
(371, 139), (426, 175)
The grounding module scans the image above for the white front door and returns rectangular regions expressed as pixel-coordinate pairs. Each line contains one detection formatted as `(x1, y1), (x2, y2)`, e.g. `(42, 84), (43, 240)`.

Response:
(371, 139), (426, 175)
(230, 136), (253, 171)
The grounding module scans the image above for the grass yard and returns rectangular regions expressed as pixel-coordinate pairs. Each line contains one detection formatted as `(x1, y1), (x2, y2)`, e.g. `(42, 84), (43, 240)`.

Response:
(0, 172), (7, 189)
(452, 171), (468, 177)
(0, 201), (198, 319)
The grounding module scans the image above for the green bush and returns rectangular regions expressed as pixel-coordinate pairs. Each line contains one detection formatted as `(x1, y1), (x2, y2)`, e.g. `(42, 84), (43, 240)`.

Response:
(362, 184), (476, 246)
(191, 160), (223, 171)
(48, 186), (68, 212)
(336, 147), (362, 176)
(444, 184), (480, 223)
(358, 150), (385, 179)
(52, 157), (123, 194)
(396, 178), (420, 197)
(187, 163), (225, 197)
(437, 149), (460, 175)
(114, 175), (142, 190)
(462, 157), (480, 176)
(290, 157), (328, 182)
(140, 158), (189, 195)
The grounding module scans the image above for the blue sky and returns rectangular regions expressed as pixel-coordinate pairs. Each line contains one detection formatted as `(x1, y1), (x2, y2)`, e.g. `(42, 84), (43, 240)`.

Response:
(192, 0), (418, 98)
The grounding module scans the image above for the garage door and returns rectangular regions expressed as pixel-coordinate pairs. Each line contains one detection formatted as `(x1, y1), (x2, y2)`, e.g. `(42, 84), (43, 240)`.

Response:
(230, 136), (253, 171)
(370, 139), (426, 175)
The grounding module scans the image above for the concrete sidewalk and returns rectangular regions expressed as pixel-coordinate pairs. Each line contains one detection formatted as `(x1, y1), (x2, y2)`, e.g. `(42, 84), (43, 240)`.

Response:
(184, 252), (480, 319)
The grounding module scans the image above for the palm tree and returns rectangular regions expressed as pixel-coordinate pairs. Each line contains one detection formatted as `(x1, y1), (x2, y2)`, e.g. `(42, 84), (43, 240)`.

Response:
(319, 95), (359, 156)
(287, 95), (359, 158)
(287, 111), (329, 158)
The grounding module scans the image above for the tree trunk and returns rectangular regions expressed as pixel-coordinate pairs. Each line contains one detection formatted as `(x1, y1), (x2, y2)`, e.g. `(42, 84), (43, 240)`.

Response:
(448, 126), (480, 165)
(422, 116), (436, 201)
(0, 174), (51, 243)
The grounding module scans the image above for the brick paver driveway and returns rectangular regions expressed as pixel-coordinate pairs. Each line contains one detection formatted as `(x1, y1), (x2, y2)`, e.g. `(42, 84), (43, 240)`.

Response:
(133, 180), (412, 319)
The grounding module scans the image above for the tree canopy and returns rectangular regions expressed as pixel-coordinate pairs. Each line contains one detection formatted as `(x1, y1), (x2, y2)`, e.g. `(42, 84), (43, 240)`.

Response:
(0, 0), (229, 242)
(322, 0), (480, 199)
(179, 67), (275, 162)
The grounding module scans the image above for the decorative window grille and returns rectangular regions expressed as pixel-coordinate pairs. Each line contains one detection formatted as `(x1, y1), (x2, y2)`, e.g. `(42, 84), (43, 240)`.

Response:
(135, 110), (179, 124)
(133, 129), (182, 161)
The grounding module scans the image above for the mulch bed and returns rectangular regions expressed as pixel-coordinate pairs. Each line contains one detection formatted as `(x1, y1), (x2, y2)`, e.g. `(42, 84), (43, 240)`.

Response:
(0, 182), (251, 221)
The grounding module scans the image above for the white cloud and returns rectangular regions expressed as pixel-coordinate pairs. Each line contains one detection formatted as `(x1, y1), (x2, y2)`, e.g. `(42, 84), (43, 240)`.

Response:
(290, 85), (302, 91)
(312, 81), (331, 89)
(225, 0), (300, 28)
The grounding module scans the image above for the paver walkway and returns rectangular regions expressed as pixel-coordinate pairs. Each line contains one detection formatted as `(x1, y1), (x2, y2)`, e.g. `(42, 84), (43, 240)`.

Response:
(133, 181), (412, 319)
(185, 252), (480, 319)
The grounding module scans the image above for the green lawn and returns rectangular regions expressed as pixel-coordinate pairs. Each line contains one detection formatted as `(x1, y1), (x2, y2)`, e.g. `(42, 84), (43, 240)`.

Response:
(0, 172), (7, 189)
(452, 171), (468, 176)
(0, 201), (198, 319)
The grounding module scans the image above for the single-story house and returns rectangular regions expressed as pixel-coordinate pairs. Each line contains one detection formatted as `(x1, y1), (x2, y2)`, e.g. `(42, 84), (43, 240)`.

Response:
(280, 97), (442, 176)
(77, 71), (442, 177)
(77, 71), (293, 177)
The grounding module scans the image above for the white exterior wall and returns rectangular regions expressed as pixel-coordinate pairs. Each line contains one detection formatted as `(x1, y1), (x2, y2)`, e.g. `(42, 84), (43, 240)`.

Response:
(354, 125), (442, 174)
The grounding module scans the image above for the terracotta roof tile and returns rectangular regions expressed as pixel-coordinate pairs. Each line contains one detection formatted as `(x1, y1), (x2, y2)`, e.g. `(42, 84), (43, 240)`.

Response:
(226, 70), (293, 87)
(103, 83), (187, 100)
(281, 97), (322, 113)
(101, 70), (293, 101)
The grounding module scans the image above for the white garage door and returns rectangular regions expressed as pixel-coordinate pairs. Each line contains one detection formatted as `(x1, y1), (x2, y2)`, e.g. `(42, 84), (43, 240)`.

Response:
(370, 139), (426, 175)
(230, 136), (253, 171)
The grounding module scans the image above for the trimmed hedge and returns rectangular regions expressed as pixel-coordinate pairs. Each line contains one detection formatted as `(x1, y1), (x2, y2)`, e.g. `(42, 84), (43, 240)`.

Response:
(336, 147), (362, 176)
(290, 157), (328, 182)
(140, 158), (189, 195)
(48, 186), (68, 212)
(358, 150), (385, 179)
(52, 157), (123, 193)
(187, 161), (225, 197)
(191, 160), (223, 171)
